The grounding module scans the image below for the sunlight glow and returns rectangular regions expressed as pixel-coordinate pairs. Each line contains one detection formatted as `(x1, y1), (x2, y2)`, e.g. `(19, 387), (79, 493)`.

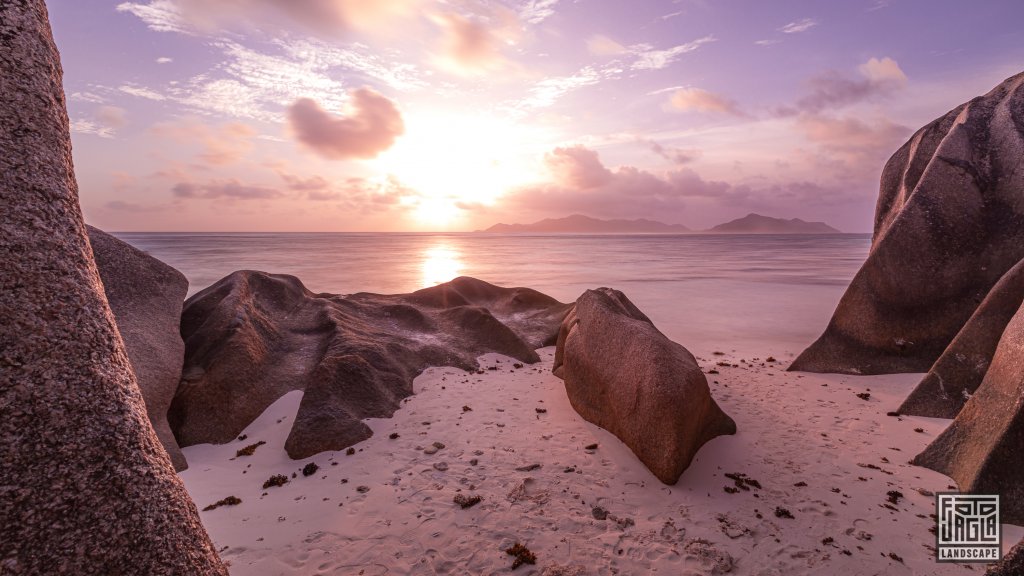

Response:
(421, 245), (463, 287)
(374, 110), (550, 227)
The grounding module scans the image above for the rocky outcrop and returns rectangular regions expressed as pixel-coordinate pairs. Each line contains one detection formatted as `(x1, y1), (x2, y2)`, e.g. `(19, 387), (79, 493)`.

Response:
(912, 301), (1024, 524)
(987, 539), (1024, 575)
(791, 72), (1024, 374)
(170, 273), (570, 459)
(899, 258), (1024, 418)
(88, 226), (190, 470)
(553, 288), (736, 484)
(0, 2), (226, 573)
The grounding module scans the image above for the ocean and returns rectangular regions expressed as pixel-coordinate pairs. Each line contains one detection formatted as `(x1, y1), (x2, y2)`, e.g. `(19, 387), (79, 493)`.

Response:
(114, 232), (871, 359)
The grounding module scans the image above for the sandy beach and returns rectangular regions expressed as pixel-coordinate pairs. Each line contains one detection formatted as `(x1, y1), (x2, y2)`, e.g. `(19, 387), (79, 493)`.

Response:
(181, 347), (1023, 575)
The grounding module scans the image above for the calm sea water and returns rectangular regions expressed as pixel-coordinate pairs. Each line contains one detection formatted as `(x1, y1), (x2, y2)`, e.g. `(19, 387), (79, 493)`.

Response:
(114, 232), (870, 359)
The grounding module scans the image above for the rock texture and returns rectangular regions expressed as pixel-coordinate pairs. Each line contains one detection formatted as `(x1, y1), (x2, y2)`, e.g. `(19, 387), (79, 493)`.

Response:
(912, 301), (1024, 524)
(0, 2), (226, 574)
(987, 539), (1024, 575)
(88, 226), (190, 470)
(171, 273), (571, 459)
(899, 258), (1024, 418)
(791, 72), (1024, 374)
(552, 288), (736, 484)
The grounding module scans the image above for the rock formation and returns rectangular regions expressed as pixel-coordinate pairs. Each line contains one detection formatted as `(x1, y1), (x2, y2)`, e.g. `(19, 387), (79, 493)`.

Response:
(987, 539), (1024, 575)
(912, 300), (1024, 524)
(791, 72), (1024, 374)
(170, 273), (571, 459)
(88, 226), (190, 470)
(0, 1), (226, 573)
(899, 258), (1024, 418)
(553, 288), (736, 484)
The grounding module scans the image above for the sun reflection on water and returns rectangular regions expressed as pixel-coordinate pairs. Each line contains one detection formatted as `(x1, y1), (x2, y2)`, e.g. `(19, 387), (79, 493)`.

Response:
(421, 245), (463, 287)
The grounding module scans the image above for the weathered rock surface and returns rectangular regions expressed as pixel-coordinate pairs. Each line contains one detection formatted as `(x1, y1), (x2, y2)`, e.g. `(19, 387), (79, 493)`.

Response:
(912, 301), (1024, 524)
(899, 258), (1024, 418)
(171, 273), (570, 459)
(0, 2), (226, 573)
(552, 288), (736, 484)
(987, 539), (1024, 575)
(791, 72), (1024, 374)
(88, 225), (190, 470)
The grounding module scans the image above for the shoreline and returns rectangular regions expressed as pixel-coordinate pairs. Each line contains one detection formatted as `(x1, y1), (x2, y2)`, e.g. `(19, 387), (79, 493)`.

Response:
(180, 347), (1020, 575)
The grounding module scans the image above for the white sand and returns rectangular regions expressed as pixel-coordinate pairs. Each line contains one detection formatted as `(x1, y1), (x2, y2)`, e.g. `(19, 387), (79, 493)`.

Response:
(180, 348), (1023, 575)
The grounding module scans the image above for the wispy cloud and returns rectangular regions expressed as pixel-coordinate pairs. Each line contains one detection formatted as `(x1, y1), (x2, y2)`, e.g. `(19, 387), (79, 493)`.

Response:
(117, 0), (417, 37)
(519, 0), (560, 24)
(516, 66), (611, 109)
(630, 35), (716, 70)
(172, 179), (283, 200)
(668, 87), (746, 116)
(119, 84), (167, 101)
(116, 0), (192, 34)
(779, 18), (818, 34)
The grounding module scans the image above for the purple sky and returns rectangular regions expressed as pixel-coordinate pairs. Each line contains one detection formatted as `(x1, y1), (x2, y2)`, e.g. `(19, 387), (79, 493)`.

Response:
(49, 0), (1024, 232)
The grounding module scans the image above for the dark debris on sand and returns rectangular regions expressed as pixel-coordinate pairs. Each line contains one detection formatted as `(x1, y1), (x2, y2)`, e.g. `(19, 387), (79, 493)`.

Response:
(202, 496), (242, 511)
(453, 494), (482, 509)
(262, 474), (289, 489)
(236, 440), (266, 457)
(504, 542), (537, 569)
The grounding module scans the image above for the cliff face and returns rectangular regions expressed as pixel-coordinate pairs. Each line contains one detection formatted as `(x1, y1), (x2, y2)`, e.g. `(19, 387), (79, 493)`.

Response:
(0, 2), (226, 573)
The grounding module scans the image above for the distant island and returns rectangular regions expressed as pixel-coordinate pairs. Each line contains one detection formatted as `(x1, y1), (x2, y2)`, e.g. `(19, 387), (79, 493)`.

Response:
(479, 214), (691, 233)
(707, 213), (841, 234)
(478, 213), (841, 234)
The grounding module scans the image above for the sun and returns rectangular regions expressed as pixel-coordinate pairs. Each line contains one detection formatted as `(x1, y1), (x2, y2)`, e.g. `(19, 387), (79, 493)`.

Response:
(372, 109), (550, 227)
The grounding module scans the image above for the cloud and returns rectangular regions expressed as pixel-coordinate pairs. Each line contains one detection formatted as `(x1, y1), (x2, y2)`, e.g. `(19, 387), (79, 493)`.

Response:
(287, 88), (404, 160)
(754, 39), (781, 46)
(431, 11), (519, 76)
(545, 146), (613, 189)
(499, 145), (745, 220)
(117, 0), (416, 37)
(797, 114), (911, 160)
(156, 56), (173, 64)
(70, 119), (116, 139)
(516, 66), (611, 109)
(114, 39), (423, 123)
(70, 106), (129, 139)
(669, 88), (745, 116)
(95, 106), (128, 129)
(152, 119), (257, 165)
(778, 56), (907, 115)
(587, 34), (627, 56)
(105, 200), (166, 212)
(630, 35), (716, 70)
(520, 0), (560, 24)
(645, 140), (700, 165)
(779, 18), (818, 34)
(119, 84), (167, 101)
(172, 179), (282, 199)
(858, 56), (907, 84)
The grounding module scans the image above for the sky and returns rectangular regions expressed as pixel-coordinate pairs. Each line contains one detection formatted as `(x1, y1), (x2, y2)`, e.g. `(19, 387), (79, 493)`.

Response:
(48, 0), (1024, 232)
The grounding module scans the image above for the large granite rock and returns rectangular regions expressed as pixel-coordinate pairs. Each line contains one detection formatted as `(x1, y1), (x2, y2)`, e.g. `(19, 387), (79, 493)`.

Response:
(0, 2), (226, 573)
(170, 273), (571, 459)
(552, 288), (736, 484)
(987, 539), (1024, 575)
(899, 258), (1024, 418)
(791, 72), (1024, 374)
(912, 301), (1024, 524)
(88, 225), (190, 470)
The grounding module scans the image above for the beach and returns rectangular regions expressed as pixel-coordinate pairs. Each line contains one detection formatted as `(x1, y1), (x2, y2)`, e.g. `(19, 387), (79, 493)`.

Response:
(181, 346), (1022, 575)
